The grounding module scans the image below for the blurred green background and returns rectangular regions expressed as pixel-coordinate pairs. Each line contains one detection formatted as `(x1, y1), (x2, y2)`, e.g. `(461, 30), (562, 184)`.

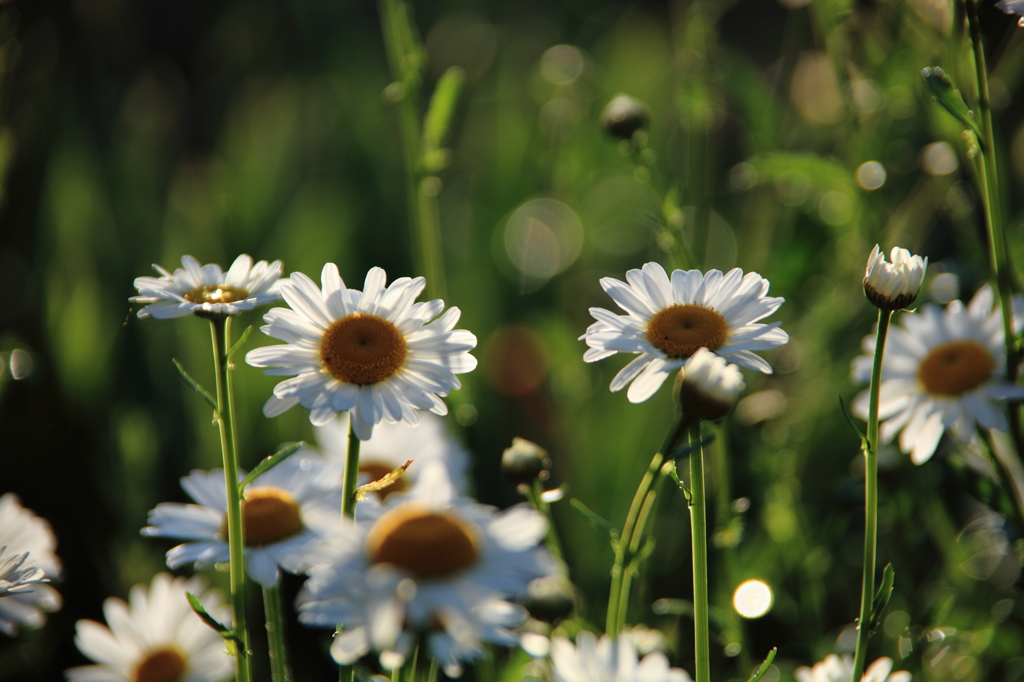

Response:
(3, 0), (1024, 680)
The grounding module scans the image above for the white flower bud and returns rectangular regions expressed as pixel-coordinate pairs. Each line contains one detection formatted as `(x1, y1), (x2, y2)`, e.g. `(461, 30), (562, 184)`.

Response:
(863, 244), (927, 311)
(680, 348), (745, 422)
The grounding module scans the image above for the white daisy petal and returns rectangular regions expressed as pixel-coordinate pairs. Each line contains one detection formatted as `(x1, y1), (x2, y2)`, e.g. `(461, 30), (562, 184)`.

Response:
(552, 633), (692, 682)
(0, 495), (62, 636)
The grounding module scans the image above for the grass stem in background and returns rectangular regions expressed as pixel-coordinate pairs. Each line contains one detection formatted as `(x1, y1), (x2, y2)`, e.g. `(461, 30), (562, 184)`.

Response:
(851, 309), (891, 682)
(210, 316), (252, 682)
(525, 479), (565, 562)
(687, 422), (711, 682)
(263, 584), (290, 682)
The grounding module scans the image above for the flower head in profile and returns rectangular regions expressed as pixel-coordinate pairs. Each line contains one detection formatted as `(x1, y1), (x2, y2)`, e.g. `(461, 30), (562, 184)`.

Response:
(142, 455), (340, 588)
(550, 631), (692, 682)
(863, 245), (927, 311)
(0, 493), (62, 636)
(131, 254), (284, 319)
(795, 654), (910, 682)
(312, 411), (471, 500)
(679, 348), (745, 422)
(65, 573), (233, 682)
(852, 284), (1024, 464)
(297, 462), (555, 677)
(581, 263), (786, 403)
(246, 264), (477, 440)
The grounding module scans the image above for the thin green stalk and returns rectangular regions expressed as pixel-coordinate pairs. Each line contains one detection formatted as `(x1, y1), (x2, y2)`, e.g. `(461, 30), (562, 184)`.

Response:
(687, 423), (711, 682)
(851, 310), (891, 682)
(263, 584), (290, 682)
(209, 317), (251, 682)
(342, 420), (362, 519)
(527, 480), (565, 562)
(964, 0), (1024, 457)
(606, 412), (689, 636)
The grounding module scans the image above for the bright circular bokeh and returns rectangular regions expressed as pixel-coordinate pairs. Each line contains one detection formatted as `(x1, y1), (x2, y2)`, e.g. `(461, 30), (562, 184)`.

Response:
(733, 579), (773, 619)
(504, 198), (583, 280)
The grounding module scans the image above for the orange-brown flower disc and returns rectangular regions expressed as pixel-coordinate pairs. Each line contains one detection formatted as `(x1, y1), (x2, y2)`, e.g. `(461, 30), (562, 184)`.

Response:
(222, 487), (304, 547)
(366, 506), (478, 579)
(646, 304), (728, 359)
(133, 647), (187, 682)
(183, 285), (250, 304)
(918, 339), (994, 397)
(360, 460), (409, 500)
(320, 314), (408, 385)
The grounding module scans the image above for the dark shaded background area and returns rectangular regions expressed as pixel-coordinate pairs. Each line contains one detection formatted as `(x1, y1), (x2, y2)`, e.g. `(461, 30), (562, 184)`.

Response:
(4, 0), (1024, 680)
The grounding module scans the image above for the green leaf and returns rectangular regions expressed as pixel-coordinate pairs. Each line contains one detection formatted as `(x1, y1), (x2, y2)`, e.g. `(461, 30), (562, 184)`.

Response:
(869, 563), (896, 633)
(669, 435), (714, 461)
(669, 464), (692, 501)
(238, 442), (305, 491)
(921, 67), (984, 144)
(227, 325), (253, 359)
(838, 395), (867, 445)
(746, 648), (778, 682)
(570, 498), (618, 541)
(186, 592), (244, 651)
(172, 359), (217, 410)
(422, 66), (465, 164)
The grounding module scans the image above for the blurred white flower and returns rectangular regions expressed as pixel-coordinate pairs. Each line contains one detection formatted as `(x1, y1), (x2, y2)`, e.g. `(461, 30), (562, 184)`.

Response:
(680, 347), (745, 421)
(297, 462), (555, 677)
(863, 245), (927, 311)
(0, 494), (61, 636)
(142, 455), (340, 588)
(246, 265), (477, 440)
(996, 0), (1024, 26)
(794, 653), (910, 682)
(852, 285), (1024, 464)
(65, 573), (233, 682)
(131, 254), (283, 319)
(550, 631), (692, 682)
(581, 263), (786, 403)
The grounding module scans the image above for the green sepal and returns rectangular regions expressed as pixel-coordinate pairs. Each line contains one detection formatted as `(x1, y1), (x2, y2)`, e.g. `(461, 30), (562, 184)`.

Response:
(746, 648), (778, 682)
(869, 563), (896, 634)
(227, 325), (253, 360)
(921, 67), (984, 146)
(570, 498), (619, 542)
(186, 592), (245, 652)
(238, 442), (306, 492)
(172, 358), (217, 410)
(838, 395), (868, 446)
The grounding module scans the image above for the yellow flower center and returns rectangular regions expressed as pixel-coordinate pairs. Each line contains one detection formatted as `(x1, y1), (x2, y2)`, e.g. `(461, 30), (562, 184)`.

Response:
(365, 505), (479, 579)
(360, 460), (409, 500)
(183, 285), (250, 304)
(320, 314), (408, 385)
(917, 339), (995, 397)
(133, 647), (186, 682)
(646, 304), (728, 359)
(221, 487), (304, 547)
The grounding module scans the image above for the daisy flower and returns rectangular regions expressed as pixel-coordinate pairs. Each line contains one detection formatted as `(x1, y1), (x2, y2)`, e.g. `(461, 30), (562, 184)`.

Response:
(852, 284), (1024, 464)
(581, 263), (787, 403)
(550, 631), (692, 682)
(679, 347), (746, 422)
(131, 254), (284, 319)
(297, 462), (555, 677)
(245, 264), (477, 440)
(65, 572), (233, 682)
(0, 493), (62, 636)
(863, 245), (927, 311)
(312, 411), (471, 500)
(142, 454), (341, 588)
(794, 654), (910, 682)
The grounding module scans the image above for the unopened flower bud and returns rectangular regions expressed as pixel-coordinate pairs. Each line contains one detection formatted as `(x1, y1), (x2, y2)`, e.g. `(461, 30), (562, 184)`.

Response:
(679, 348), (744, 422)
(520, 575), (575, 624)
(863, 244), (927, 311)
(502, 438), (551, 485)
(600, 94), (650, 140)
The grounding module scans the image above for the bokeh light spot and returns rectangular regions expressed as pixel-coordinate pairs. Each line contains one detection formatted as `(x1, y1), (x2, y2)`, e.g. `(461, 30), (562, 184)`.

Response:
(504, 199), (583, 280)
(733, 579), (773, 618)
(540, 45), (585, 85)
(856, 161), (887, 190)
(922, 141), (958, 176)
(818, 191), (853, 225)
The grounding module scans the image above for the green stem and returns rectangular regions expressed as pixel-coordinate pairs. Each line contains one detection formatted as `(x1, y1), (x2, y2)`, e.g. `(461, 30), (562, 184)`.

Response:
(263, 584), (290, 682)
(209, 317), (251, 682)
(342, 418), (362, 519)
(527, 480), (565, 562)
(964, 0), (1024, 457)
(851, 309), (891, 682)
(377, 0), (446, 300)
(688, 423), (711, 682)
(606, 412), (689, 636)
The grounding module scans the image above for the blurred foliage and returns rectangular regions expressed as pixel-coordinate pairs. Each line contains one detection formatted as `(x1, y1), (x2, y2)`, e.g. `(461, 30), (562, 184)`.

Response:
(3, 0), (1024, 681)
